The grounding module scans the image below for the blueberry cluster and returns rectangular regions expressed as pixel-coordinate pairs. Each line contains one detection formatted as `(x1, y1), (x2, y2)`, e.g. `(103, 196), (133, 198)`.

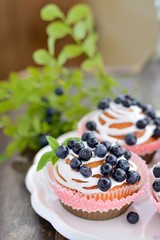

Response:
(55, 131), (141, 192)
(152, 165), (160, 193)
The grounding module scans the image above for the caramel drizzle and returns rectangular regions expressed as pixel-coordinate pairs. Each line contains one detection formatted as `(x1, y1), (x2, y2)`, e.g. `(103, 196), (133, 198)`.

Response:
(92, 174), (102, 178)
(57, 165), (67, 182)
(83, 160), (105, 169)
(72, 178), (88, 183)
(83, 185), (98, 190)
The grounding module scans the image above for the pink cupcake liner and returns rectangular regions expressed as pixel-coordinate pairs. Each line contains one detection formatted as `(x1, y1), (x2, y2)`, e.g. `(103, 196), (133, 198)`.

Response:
(47, 153), (149, 213)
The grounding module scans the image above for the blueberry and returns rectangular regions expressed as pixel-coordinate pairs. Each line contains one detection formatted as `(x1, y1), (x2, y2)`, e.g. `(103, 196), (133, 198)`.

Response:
(154, 118), (160, 126)
(127, 212), (139, 224)
(110, 145), (124, 157)
(125, 133), (137, 145)
(117, 159), (130, 172)
(45, 117), (52, 124)
(55, 87), (64, 96)
(70, 158), (82, 170)
(122, 99), (132, 108)
(114, 95), (125, 104)
(105, 154), (117, 166)
(100, 163), (113, 177)
(39, 135), (48, 148)
(101, 140), (111, 151)
(46, 107), (56, 117)
(56, 145), (69, 159)
(94, 144), (108, 157)
(86, 121), (97, 131)
(79, 148), (92, 161)
(82, 131), (95, 141)
(67, 139), (76, 149)
(137, 102), (148, 112)
(153, 180), (160, 192)
(98, 99), (110, 110)
(124, 150), (131, 160)
(112, 168), (126, 182)
(79, 165), (92, 178)
(124, 95), (134, 101)
(153, 165), (160, 178)
(72, 142), (85, 154)
(98, 177), (111, 192)
(87, 137), (99, 148)
(145, 109), (156, 119)
(153, 127), (160, 137)
(126, 170), (140, 184)
(136, 118), (148, 129)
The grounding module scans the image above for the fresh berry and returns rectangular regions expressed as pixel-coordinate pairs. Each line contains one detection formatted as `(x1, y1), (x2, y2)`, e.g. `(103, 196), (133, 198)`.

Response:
(127, 212), (139, 224)
(153, 165), (160, 178)
(124, 150), (131, 160)
(101, 140), (111, 151)
(98, 177), (111, 192)
(70, 158), (82, 170)
(87, 137), (99, 148)
(114, 95), (124, 104)
(39, 135), (48, 148)
(56, 145), (69, 159)
(105, 154), (117, 166)
(153, 127), (160, 137)
(67, 139), (76, 149)
(136, 118), (148, 129)
(98, 99), (110, 110)
(45, 117), (52, 124)
(79, 165), (92, 178)
(154, 118), (160, 126)
(100, 163), (113, 177)
(122, 99), (132, 108)
(116, 159), (130, 172)
(137, 103), (147, 112)
(126, 170), (140, 184)
(110, 145), (124, 157)
(94, 144), (108, 157)
(46, 107), (56, 117)
(79, 148), (92, 161)
(55, 87), (64, 96)
(72, 142), (85, 154)
(82, 131), (95, 141)
(124, 95), (134, 101)
(86, 121), (97, 131)
(125, 133), (137, 145)
(153, 180), (160, 192)
(112, 168), (126, 182)
(145, 109), (156, 119)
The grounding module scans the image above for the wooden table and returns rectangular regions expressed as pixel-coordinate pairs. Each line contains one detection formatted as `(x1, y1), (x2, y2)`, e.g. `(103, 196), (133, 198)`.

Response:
(0, 59), (160, 239)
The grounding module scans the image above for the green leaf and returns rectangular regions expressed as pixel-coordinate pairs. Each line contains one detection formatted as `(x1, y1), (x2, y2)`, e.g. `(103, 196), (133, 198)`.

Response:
(66, 4), (91, 24)
(58, 44), (83, 65)
(73, 21), (87, 40)
(46, 136), (59, 150)
(82, 33), (98, 57)
(62, 137), (81, 146)
(32, 116), (41, 133)
(46, 21), (71, 39)
(51, 151), (59, 165)
(33, 49), (52, 65)
(81, 59), (95, 71)
(37, 151), (52, 171)
(0, 153), (9, 164)
(0, 100), (13, 113)
(47, 36), (55, 55)
(40, 4), (64, 21)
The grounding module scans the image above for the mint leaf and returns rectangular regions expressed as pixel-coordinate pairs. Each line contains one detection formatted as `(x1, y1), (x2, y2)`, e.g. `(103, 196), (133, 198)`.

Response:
(40, 4), (64, 21)
(73, 21), (87, 40)
(37, 151), (52, 171)
(51, 151), (59, 165)
(62, 137), (81, 146)
(46, 136), (59, 149)
(66, 4), (90, 24)
(46, 21), (71, 39)
(58, 44), (83, 65)
(33, 49), (52, 65)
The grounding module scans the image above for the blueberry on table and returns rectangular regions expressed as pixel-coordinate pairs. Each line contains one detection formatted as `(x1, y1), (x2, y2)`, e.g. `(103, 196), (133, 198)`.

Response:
(82, 131), (95, 141)
(100, 163), (113, 177)
(153, 165), (160, 178)
(126, 170), (140, 184)
(110, 145), (124, 157)
(153, 127), (160, 137)
(125, 133), (137, 145)
(101, 140), (111, 151)
(86, 121), (97, 131)
(98, 99), (109, 110)
(72, 142), (85, 154)
(136, 118), (148, 129)
(116, 159), (130, 172)
(55, 87), (64, 96)
(105, 154), (117, 166)
(67, 139), (76, 149)
(153, 180), (160, 192)
(127, 212), (139, 224)
(87, 137), (99, 148)
(98, 177), (111, 191)
(94, 144), (108, 157)
(124, 150), (131, 160)
(39, 135), (48, 148)
(56, 145), (69, 159)
(79, 165), (92, 178)
(112, 168), (126, 182)
(70, 158), (82, 170)
(79, 148), (92, 161)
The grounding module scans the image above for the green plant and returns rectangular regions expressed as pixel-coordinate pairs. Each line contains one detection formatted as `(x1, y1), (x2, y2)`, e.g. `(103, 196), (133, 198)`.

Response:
(0, 3), (116, 161)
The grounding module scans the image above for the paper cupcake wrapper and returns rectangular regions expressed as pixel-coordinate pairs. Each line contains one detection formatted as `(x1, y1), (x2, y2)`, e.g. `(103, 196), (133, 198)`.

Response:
(47, 152), (149, 213)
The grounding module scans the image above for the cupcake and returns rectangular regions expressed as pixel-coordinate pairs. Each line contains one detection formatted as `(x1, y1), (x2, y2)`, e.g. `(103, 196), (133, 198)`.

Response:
(78, 95), (160, 163)
(37, 131), (148, 220)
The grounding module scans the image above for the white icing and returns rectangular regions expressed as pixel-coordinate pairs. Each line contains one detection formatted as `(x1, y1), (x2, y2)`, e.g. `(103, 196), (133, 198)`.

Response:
(82, 102), (156, 145)
(52, 142), (137, 194)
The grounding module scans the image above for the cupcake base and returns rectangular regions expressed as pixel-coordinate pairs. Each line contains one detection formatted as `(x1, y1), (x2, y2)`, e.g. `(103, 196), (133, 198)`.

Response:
(61, 202), (131, 220)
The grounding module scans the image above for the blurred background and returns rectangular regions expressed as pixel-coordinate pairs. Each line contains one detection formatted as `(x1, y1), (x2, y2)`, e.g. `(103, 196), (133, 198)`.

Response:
(0, 0), (158, 79)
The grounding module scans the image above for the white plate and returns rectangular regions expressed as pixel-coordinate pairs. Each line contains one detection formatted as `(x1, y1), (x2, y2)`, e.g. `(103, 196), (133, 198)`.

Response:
(25, 131), (160, 240)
